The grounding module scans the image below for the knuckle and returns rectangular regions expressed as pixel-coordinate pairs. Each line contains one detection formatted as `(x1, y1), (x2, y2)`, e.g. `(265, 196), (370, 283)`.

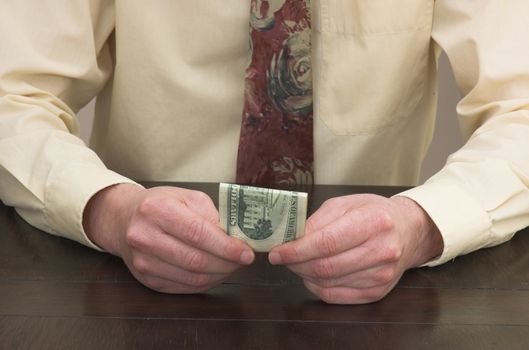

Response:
(320, 199), (332, 208)
(131, 256), (150, 275)
(360, 286), (390, 303)
(276, 246), (300, 265)
(380, 243), (403, 263)
(321, 197), (340, 209)
(304, 218), (317, 234)
(138, 195), (177, 219)
(186, 273), (212, 288)
(374, 267), (397, 285)
(183, 250), (208, 272)
(313, 258), (336, 279)
(144, 277), (165, 292)
(186, 219), (207, 245)
(193, 191), (213, 204)
(319, 288), (339, 304)
(316, 231), (339, 256)
(137, 196), (159, 216)
(126, 229), (148, 250)
(319, 278), (338, 288)
(224, 241), (244, 261)
(372, 210), (395, 232)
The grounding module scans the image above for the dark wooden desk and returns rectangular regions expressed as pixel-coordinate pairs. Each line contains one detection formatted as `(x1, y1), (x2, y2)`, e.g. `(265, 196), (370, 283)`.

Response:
(1, 183), (528, 349)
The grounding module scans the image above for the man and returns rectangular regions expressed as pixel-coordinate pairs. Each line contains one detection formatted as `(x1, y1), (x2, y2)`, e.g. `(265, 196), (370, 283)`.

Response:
(0, 1), (528, 304)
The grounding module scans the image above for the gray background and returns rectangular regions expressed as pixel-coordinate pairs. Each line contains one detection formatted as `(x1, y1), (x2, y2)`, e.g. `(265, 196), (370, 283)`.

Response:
(76, 53), (464, 184)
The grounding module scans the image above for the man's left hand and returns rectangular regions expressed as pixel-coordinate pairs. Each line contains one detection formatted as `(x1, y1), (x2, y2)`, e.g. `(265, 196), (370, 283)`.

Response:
(268, 194), (444, 304)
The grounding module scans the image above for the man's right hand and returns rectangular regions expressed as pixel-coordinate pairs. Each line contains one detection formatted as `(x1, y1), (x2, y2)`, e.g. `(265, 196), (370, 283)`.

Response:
(83, 184), (254, 293)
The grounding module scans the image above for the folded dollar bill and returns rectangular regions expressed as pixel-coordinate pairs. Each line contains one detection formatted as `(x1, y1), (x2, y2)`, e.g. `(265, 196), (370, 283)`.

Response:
(219, 183), (308, 252)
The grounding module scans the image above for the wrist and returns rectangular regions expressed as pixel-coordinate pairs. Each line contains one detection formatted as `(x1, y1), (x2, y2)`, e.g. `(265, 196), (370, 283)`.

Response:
(391, 196), (444, 267)
(83, 183), (145, 256)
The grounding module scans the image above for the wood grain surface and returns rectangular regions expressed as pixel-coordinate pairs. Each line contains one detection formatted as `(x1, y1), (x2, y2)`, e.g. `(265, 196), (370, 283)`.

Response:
(1, 182), (528, 349)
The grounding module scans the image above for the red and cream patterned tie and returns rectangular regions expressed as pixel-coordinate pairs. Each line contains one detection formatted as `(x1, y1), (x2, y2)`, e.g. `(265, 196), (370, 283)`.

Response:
(236, 0), (313, 187)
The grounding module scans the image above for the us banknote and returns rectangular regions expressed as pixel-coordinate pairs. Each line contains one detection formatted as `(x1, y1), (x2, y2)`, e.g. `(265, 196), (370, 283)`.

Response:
(219, 183), (308, 252)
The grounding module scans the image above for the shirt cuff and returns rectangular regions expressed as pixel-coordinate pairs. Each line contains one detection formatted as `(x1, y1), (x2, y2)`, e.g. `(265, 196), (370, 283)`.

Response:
(44, 161), (142, 251)
(397, 181), (492, 266)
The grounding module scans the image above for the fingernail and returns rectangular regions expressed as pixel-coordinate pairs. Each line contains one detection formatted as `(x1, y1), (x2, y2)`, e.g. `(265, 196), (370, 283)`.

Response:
(269, 252), (282, 265)
(239, 250), (253, 265)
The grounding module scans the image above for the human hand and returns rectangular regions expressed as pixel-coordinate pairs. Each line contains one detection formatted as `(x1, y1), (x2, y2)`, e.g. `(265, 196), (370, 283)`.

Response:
(268, 194), (443, 304)
(84, 184), (254, 293)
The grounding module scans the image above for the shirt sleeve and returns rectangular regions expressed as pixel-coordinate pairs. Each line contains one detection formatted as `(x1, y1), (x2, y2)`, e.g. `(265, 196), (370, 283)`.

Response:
(398, 0), (529, 265)
(0, 1), (138, 250)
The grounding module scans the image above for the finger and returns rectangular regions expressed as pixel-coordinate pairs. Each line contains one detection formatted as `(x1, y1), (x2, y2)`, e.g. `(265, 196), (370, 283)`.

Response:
(157, 203), (254, 264)
(305, 200), (349, 235)
(304, 280), (393, 304)
(127, 226), (242, 273)
(300, 263), (400, 289)
(270, 208), (379, 264)
(306, 194), (380, 234)
(285, 242), (400, 280)
(130, 252), (231, 288)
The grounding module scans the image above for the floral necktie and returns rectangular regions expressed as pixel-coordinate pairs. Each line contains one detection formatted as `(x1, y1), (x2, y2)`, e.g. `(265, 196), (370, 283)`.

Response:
(236, 0), (313, 187)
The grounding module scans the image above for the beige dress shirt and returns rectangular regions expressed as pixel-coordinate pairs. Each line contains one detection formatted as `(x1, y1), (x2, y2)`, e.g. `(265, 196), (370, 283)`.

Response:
(1, 0), (528, 266)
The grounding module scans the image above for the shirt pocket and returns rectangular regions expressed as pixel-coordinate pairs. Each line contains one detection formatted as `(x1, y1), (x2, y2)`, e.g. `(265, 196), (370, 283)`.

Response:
(314, 0), (434, 135)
